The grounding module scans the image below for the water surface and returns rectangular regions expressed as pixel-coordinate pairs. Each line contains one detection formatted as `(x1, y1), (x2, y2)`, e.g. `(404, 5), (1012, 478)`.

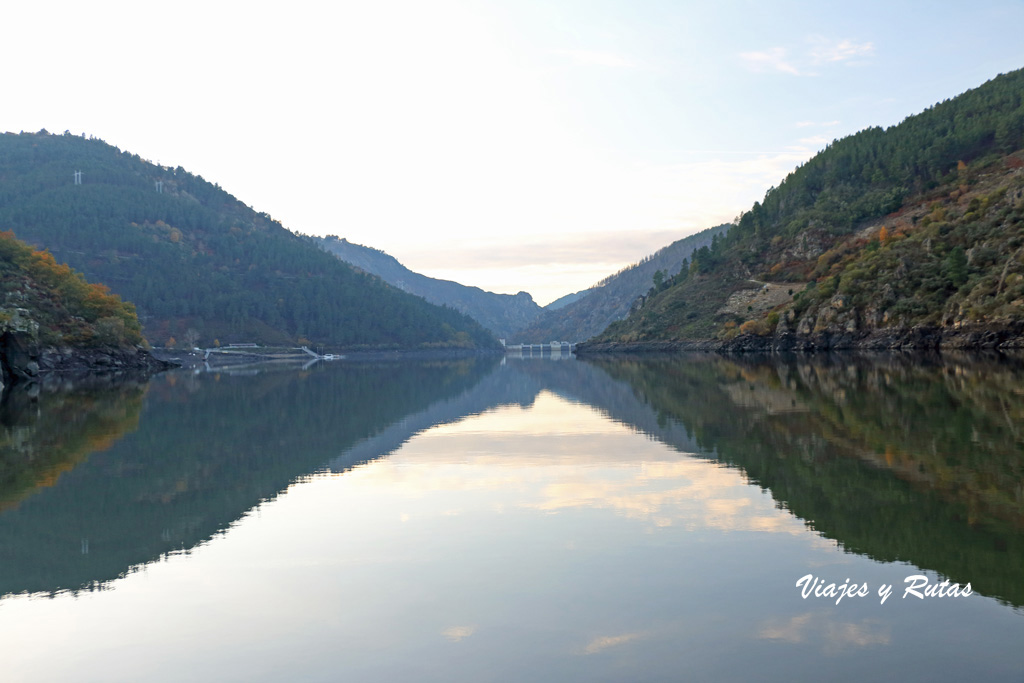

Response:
(1, 354), (1022, 681)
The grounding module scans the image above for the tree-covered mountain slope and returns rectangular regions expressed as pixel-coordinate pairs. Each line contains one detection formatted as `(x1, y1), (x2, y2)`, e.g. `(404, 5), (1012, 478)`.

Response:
(317, 236), (542, 339)
(0, 132), (498, 350)
(516, 223), (729, 343)
(587, 67), (1024, 350)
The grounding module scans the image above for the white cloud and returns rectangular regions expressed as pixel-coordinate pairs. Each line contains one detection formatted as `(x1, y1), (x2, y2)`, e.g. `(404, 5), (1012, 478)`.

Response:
(795, 120), (841, 128)
(741, 37), (873, 76)
(739, 47), (801, 75)
(798, 135), (832, 148)
(809, 37), (875, 64)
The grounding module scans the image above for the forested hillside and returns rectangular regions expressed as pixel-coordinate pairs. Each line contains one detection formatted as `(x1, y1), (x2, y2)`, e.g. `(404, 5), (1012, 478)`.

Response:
(0, 132), (497, 350)
(590, 68), (1024, 348)
(317, 236), (542, 339)
(517, 223), (729, 342)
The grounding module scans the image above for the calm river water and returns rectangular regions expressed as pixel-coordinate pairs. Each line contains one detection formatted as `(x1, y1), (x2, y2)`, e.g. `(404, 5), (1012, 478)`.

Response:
(1, 352), (1023, 681)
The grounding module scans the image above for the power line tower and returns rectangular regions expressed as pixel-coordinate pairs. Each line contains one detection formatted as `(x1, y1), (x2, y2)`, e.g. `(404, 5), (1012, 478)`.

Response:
(155, 180), (163, 193)
(73, 170), (82, 185)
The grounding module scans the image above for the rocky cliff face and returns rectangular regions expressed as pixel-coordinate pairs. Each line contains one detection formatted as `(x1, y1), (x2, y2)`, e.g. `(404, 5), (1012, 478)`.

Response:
(0, 230), (175, 392)
(0, 307), (171, 393)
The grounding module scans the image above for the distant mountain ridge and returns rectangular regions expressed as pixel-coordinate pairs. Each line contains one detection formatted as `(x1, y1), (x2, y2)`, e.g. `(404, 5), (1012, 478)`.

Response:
(516, 223), (731, 343)
(317, 236), (543, 339)
(0, 132), (497, 350)
(543, 291), (586, 311)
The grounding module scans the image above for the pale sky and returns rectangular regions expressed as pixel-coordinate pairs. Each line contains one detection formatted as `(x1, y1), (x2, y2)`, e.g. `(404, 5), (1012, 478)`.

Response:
(3, 1), (1024, 305)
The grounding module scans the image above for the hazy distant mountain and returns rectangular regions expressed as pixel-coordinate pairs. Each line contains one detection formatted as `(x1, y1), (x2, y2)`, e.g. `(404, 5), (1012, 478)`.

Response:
(0, 131), (497, 350)
(317, 236), (543, 339)
(544, 290), (586, 310)
(515, 224), (731, 343)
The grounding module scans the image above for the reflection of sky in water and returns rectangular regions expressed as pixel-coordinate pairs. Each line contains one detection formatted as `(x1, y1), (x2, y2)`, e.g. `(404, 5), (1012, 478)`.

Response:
(2, 389), (1022, 682)
(365, 391), (806, 536)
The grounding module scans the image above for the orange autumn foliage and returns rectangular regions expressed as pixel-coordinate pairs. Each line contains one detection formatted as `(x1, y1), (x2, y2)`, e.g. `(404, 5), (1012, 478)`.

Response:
(0, 231), (143, 346)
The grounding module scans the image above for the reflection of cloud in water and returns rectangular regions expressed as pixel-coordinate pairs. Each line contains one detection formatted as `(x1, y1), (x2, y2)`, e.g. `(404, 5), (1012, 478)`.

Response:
(826, 621), (891, 650)
(757, 613), (890, 653)
(758, 613), (814, 643)
(582, 632), (646, 655)
(442, 625), (476, 642)
(350, 392), (806, 535)
(427, 391), (628, 437)
(530, 462), (804, 534)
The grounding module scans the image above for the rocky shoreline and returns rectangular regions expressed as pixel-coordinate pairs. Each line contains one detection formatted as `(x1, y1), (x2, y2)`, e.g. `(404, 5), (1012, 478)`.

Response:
(575, 322), (1024, 355)
(0, 334), (177, 392)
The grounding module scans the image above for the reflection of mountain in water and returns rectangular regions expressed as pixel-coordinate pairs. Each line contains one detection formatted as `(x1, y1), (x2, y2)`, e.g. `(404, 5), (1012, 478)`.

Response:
(514, 358), (704, 456)
(336, 354), (1024, 608)
(588, 353), (1024, 607)
(0, 381), (146, 512)
(329, 359), (544, 472)
(0, 359), (499, 597)
(1, 355), (699, 599)
(330, 357), (705, 472)
(2, 353), (1022, 609)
